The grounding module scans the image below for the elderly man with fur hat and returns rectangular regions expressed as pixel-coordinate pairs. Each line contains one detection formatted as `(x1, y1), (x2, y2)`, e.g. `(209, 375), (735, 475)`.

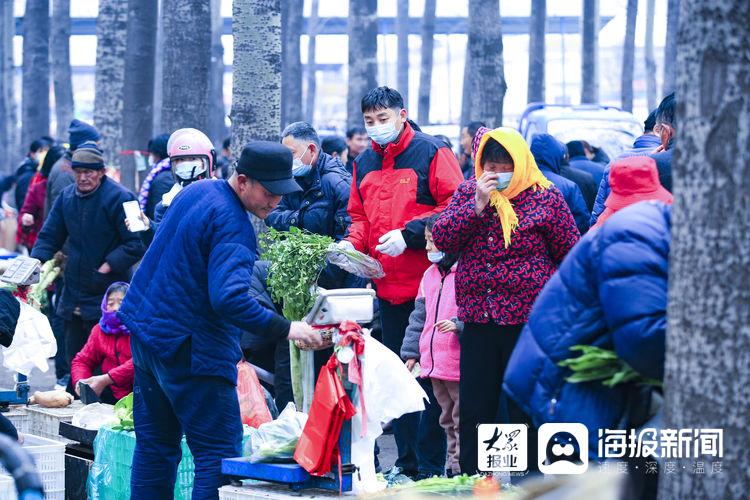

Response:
(31, 143), (145, 382)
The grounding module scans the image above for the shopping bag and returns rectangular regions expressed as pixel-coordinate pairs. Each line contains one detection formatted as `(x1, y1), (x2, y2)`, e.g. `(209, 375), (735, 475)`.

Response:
(237, 360), (273, 428)
(2, 300), (56, 375)
(293, 357), (356, 476)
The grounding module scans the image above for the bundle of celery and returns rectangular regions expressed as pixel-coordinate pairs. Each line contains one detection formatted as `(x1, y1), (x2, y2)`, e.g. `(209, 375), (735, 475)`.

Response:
(260, 227), (333, 412)
(558, 345), (661, 387)
(27, 254), (65, 310)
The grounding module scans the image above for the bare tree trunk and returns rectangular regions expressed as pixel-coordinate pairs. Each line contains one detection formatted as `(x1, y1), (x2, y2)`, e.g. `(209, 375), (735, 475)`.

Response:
(94, 0), (127, 167)
(644, 0), (657, 111)
(660, 1), (750, 497)
(396, 0), (409, 106)
(304, 0), (319, 123)
(527, 0), (546, 103)
(161, 0), (211, 133)
(460, 0), (506, 128)
(347, 0), (378, 129)
(51, 0), (73, 141)
(417, 0), (436, 124)
(209, 0), (228, 144)
(232, 0), (281, 239)
(153, 3), (164, 134)
(21, 0), (50, 149)
(580, 0), (599, 104)
(620, 0), (637, 112)
(0, 0), (10, 172)
(663, 0), (680, 94)
(3, 0), (17, 165)
(281, 0), (303, 127)
(120, 0), (157, 192)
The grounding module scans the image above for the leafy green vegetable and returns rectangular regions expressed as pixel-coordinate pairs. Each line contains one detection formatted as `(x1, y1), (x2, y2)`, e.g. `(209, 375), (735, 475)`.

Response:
(260, 227), (333, 322)
(558, 345), (662, 388)
(112, 393), (134, 431)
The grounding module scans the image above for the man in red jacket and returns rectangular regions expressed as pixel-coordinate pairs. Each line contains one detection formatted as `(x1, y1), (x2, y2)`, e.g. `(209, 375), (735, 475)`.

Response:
(338, 86), (463, 478)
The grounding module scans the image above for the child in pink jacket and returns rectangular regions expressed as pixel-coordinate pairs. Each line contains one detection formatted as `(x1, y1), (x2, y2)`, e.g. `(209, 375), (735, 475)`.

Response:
(400, 214), (462, 476)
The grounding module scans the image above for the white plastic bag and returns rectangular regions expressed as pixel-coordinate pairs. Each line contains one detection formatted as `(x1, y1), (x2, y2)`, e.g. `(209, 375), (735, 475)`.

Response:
(351, 336), (428, 494)
(72, 403), (118, 430)
(2, 300), (57, 375)
(243, 403), (308, 463)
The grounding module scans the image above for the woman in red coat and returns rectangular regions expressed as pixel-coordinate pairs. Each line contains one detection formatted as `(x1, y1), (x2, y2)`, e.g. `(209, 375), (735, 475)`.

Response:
(17, 146), (65, 249)
(71, 282), (133, 403)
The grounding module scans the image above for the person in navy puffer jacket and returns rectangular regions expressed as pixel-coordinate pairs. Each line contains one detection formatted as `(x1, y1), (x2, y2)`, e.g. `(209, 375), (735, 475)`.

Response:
(118, 142), (322, 500)
(530, 134), (590, 234)
(503, 201), (669, 461)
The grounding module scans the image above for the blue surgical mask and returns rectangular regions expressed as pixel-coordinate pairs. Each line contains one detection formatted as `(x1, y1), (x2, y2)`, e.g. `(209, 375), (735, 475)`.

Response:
(292, 148), (313, 177)
(366, 121), (400, 146)
(496, 172), (513, 191)
(427, 251), (444, 264)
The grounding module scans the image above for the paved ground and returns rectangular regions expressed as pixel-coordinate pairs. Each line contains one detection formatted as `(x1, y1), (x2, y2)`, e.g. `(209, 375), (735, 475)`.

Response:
(0, 349), (400, 470)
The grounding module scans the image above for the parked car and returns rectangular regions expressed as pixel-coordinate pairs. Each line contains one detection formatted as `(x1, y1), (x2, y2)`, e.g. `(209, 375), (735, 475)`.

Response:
(518, 103), (643, 159)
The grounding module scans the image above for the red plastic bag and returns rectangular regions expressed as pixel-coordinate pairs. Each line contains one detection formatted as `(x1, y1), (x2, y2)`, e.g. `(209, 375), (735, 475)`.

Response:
(293, 357), (356, 476)
(237, 360), (272, 428)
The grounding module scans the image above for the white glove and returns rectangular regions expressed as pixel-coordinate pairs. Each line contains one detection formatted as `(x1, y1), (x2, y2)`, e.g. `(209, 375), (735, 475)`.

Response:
(375, 229), (407, 257)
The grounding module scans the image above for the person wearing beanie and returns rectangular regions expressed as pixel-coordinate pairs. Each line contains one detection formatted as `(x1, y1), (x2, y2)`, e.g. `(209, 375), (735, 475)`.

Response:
(592, 156), (673, 228)
(31, 143), (145, 389)
(118, 140), (322, 497)
(44, 120), (102, 218)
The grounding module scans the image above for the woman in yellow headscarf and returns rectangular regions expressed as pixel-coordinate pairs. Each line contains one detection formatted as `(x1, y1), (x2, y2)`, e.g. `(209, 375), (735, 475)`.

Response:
(431, 127), (580, 474)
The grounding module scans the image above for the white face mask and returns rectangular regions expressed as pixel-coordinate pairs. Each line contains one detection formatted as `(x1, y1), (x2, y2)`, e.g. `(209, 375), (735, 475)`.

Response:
(366, 120), (401, 146)
(173, 158), (207, 184)
(292, 145), (314, 177)
(496, 172), (514, 191)
(427, 251), (445, 264)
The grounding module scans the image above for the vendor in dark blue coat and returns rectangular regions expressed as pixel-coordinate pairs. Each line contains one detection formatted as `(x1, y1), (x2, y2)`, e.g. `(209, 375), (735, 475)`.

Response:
(31, 144), (145, 373)
(530, 134), (590, 234)
(503, 201), (670, 458)
(118, 141), (322, 500)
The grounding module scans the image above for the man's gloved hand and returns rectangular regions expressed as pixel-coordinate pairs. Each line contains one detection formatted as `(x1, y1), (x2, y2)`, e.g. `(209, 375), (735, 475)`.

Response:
(375, 229), (407, 257)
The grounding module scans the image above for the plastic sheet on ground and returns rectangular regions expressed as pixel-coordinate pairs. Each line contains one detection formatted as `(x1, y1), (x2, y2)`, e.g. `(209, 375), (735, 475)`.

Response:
(351, 336), (428, 494)
(2, 300), (56, 375)
(87, 424), (252, 500)
(243, 402), (308, 463)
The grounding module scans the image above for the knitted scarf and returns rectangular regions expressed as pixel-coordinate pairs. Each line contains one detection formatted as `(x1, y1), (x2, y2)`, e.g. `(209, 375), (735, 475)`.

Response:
(474, 127), (552, 248)
(138, 158), (171, 211)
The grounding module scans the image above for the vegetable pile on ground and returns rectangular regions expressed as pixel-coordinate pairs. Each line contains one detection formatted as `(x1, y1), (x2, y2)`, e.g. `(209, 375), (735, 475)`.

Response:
(558, 345), (662, 387)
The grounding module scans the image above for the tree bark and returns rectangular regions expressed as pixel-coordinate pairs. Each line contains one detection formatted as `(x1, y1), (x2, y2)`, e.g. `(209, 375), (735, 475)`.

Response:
(232, 0), (281, 240)
(160, 0), (211, 133)
(3, 0), (17, 165)
(620, 0), (637, 112)
(94, 0), (127, 167)
(663, 0), (680, 94)
(153, 2), (164, 134)
(209, 0), (228, 144)
(527, 0), (546, 103)
(417, 0), (436, 124)
(644, 0), (657, 111)
(281, 0), (303, 127)
(0, 0), (12, 172)
(460, 0), (506, 128)
(347, 0), (378, 129)
(580, 0), (599, 104)
(120, 0), (157, 192)
(51, 0), (73, 141)
(396, 0), (409, 106)
(21, 0), (50, 149)
(304, 0), (319, 123)
(660, 1), (750, 497)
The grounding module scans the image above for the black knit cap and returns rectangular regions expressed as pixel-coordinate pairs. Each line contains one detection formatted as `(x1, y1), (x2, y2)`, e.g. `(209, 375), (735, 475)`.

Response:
(235, 141), (301, 195)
